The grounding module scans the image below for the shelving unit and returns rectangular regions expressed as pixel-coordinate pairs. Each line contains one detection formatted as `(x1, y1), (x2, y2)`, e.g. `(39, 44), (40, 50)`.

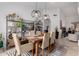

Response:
(6, 13), (23, 48)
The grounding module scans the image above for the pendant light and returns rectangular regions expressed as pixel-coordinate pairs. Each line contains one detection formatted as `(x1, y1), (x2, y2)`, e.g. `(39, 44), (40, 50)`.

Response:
(43, 3), (50, 20)
(31, 2), (41, 18)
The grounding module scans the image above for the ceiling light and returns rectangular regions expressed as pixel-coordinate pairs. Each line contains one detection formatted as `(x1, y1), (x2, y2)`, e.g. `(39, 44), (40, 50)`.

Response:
(44, 14), (49, 19)
(31, 10), (41, 18)
(31, 2), (41, 18)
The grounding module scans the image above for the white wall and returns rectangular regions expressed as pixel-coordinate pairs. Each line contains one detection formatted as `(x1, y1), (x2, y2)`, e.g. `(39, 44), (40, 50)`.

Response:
(65, 16), (79, 29)
(48, 8), (66, 32)
(65, 2), (79, 29)
(78, 2), (79, 15)
(60, 9), (66, 27)
(48, 8), (60, 32)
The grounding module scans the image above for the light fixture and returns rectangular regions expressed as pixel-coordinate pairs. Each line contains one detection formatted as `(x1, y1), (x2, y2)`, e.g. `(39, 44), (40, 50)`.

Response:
(44, 14), (50, 19)
(31, 10), (41, 18)
(31, 2), (41, 18)
(43, 3), (50, 20)
(53, 14), (57, 16)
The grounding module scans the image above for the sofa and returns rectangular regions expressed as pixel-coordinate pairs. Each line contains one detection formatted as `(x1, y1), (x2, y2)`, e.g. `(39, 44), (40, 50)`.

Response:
(68, 34), (78, 42)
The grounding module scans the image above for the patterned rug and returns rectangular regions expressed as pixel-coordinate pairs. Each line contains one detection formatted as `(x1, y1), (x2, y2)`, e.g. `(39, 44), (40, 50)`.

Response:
(0, 48), (31, 56)
(0, 45), (67, 56)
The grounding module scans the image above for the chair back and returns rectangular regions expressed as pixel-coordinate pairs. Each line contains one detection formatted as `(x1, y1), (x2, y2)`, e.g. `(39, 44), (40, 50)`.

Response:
(36, 31), (41, 35)
(29, 30), (35, 36)
(12, 33), (34, 56)
(12, 33), (21, 56)
(50, 32), (55, 44)
(41, 33), (50, 49)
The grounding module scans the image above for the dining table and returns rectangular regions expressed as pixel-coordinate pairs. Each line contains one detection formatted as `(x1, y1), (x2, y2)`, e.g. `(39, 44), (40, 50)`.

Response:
(26, 35), (43, 56)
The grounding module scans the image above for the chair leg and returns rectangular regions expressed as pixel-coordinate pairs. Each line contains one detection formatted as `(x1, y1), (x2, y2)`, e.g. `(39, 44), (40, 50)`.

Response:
(32, 49), (34, 56)
(15, 50), (21, 56)
(36, 42), (39, 56)
(49, 43), (55, 53)
(47, 46), (50, 56)
(32, 44), (34, 56)
(42, 49), (44, 56)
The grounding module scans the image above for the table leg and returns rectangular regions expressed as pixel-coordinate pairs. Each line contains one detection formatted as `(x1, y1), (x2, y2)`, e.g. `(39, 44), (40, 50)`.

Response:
(35, 42), (39, 56)
(32, 43), (34, 56)
(47, 39), (50, 55)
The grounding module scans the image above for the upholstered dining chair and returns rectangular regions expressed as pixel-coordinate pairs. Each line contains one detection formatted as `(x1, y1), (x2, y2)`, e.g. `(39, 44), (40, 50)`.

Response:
(49, 32), (55, 52)
(39, 33), (50, 56)
(50, 32), (55, 45)
(36, 31), (41, 36)
(29, 30), (35, 36)
(12, 33), (34, 56)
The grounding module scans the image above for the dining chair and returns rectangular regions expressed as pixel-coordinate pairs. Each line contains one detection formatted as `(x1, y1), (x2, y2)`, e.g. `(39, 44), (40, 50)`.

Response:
(50, 32), (55, 45)
(29, 30), (35, 36)
(39, 33), (50, 56)
(36, 31), (41, 35)
(12, 33), (34, 56)
(49, 32), (55, 52)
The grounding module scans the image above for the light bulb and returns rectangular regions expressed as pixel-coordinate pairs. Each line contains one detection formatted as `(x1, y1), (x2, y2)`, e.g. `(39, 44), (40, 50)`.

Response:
(44, 16), (48, 19)
(35, 12), (38, 17)
(44, 14), (48, 19)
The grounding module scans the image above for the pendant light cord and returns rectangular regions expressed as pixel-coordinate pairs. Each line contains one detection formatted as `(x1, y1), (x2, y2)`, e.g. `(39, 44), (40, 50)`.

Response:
(35, 2), (38, 10)
(45, 2), (47, 13)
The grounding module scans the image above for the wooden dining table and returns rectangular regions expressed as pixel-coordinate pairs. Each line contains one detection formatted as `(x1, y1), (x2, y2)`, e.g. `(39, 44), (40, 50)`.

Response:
(26, 35), (43, 56)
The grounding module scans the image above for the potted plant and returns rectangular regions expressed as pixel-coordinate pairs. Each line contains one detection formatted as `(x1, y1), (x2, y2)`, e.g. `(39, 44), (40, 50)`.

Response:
(16, 18), (25, 39)
(0, 33), (2, 41)
(0, 33), (3, 48)
(16, 18), (24, 28)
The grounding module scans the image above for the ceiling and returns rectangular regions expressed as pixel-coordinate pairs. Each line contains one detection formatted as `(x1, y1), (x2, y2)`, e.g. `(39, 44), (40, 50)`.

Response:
(20, 2), (78, 17)
(46, 2), (78, 17)
(0, 2), (78, 17)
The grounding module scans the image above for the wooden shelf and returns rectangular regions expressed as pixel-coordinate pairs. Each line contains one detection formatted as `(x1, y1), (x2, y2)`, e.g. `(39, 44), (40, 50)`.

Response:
(7, 20), (21, 22)
(8, 20), (34, 24)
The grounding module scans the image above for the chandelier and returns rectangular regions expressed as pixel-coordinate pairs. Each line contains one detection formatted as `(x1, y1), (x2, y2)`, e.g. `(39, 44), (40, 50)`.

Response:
(31, 2), (41, 18)
(31, 10), (41, 18)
